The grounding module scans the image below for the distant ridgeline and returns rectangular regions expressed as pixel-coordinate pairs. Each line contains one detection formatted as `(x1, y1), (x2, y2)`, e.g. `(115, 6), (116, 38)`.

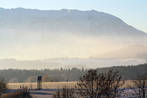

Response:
(0, 63), (147, 83)
(0, 8), (147, 61)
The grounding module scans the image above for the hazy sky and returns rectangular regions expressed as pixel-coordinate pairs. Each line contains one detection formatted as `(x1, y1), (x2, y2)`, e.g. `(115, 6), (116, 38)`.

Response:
(0, 0), (147, 33)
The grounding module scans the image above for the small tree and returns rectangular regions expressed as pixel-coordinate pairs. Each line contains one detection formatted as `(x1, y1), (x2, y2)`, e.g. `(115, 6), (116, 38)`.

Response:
(76, 70), (98, 98)
(102, 70), (123, 98)
(54, 86), (77, 98)
(0, 80), (7, 96)
(1, 88), (32, 98)
(133, 73), (147, 98)
(76, 69), (123, 98)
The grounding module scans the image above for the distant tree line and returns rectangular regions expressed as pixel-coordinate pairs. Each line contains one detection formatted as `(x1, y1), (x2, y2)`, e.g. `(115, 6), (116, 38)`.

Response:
(0, 63), (147, 83)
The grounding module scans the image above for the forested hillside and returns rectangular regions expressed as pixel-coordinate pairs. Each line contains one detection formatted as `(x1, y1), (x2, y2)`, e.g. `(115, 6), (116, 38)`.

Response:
(0, 63), (146, 83)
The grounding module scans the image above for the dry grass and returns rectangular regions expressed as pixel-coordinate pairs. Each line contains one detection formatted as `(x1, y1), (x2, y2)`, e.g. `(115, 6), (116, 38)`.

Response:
(7, 82), (77, 89)
(7, 80), (136, 89)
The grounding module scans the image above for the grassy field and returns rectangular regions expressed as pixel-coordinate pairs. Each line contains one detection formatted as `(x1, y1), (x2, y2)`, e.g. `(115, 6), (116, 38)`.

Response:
(7, 82), (77, 89)
(7, 82), (77, 98)
(7, 80), (135, 89)
(6, 81), (137, 98)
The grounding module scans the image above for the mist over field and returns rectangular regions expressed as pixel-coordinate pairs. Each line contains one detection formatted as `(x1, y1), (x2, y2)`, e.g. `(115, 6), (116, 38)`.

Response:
(0, 8), (147, 69)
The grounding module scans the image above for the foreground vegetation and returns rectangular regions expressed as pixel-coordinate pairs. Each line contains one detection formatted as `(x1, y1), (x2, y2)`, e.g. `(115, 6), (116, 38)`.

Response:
(54, 69), (147, 98)
(1, 88), (32, 98)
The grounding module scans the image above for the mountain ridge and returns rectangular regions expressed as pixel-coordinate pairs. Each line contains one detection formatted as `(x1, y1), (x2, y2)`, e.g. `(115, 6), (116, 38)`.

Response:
(0, 7), (147, 65)
(0, 7), (146, 37)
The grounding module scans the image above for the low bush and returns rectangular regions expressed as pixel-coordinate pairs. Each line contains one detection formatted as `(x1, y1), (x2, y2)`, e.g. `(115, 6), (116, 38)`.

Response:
(1, 88), (32, 98)
(0, 80), (7, 96)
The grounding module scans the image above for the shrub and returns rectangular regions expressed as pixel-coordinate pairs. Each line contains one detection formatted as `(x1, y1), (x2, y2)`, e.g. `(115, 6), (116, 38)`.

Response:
(0, 80), (7, 96)
(1, 88), (32, 98)
(54, 87), (77, 98)
(54, 70), (124, 98)
(76, 70), (124, 98)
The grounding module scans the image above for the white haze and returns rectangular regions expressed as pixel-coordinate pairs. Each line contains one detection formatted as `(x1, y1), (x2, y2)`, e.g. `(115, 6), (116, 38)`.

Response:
(0, 8), (147, 69)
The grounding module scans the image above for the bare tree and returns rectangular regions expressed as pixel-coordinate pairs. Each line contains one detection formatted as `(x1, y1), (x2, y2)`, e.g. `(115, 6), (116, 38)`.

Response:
(98, 70), (124, 98)
(54, 69), (123, 98)
(76, 70), (98, 98)
(54, 86), (77, 98)
(0, 79), (7, 96)
(133, 73), (147, 98)
(76, 69), (123, 98)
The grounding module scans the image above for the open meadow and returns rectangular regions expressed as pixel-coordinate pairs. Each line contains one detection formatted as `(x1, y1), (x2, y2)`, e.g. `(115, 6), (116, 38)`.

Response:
(7, 81), (135, 89)
(6, 81), (138, 98)
(7, 82), (77, 89)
